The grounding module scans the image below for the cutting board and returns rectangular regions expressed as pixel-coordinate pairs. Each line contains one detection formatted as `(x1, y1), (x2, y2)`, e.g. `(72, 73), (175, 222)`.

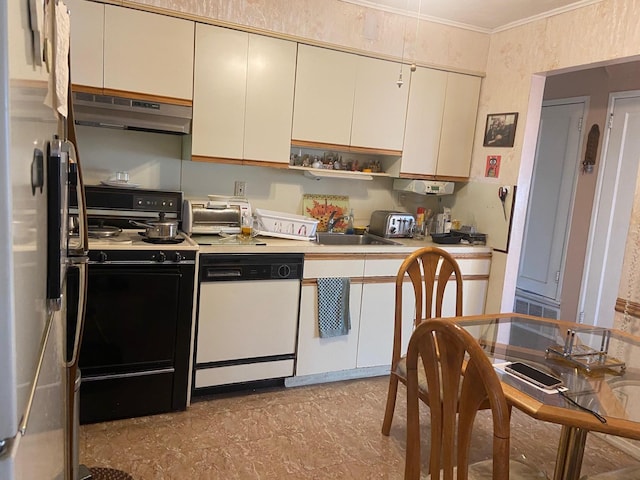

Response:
(303, 194), (350, 232)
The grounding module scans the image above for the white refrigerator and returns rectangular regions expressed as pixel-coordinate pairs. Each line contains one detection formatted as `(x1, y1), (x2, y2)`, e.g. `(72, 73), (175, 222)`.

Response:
(0, 1), (88, 479)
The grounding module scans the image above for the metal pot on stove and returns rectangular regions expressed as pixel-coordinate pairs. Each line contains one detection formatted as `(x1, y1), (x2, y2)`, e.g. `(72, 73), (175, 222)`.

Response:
(130, 212), (179, 240)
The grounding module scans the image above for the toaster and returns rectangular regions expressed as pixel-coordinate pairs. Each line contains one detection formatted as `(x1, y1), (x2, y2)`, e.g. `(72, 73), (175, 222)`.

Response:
(368, 210), (415, 238)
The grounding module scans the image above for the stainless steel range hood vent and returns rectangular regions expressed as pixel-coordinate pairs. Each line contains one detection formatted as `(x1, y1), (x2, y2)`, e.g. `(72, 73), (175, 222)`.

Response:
(393, 179), (455, 195)
(72, 91), (192, 134)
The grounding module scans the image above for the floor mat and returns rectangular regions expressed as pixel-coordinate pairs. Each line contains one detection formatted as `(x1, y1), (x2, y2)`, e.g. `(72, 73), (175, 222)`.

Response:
(88, 467), (134, 480)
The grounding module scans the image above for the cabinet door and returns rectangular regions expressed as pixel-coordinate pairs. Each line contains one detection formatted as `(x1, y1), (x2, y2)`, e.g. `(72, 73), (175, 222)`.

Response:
(103, 6), (194, 100)
(67, 0), (104, 89)
(401, 67), (447, 175)
(291, 45), (356, 146)
(351, 56), (409, 151)
(192, 25), (248, 159)
(244, 35), (297, 164)
(296, 282), (363, 376)
(436, 73), (481, 178)
(357, 281), (415, 368)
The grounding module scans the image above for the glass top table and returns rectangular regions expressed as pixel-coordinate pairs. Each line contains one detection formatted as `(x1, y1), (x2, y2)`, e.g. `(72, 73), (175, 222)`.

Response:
(453, 313), (640, 480)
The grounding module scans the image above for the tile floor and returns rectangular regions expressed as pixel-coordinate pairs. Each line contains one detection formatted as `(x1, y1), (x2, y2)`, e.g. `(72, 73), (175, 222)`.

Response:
(80, 376), (638, 479)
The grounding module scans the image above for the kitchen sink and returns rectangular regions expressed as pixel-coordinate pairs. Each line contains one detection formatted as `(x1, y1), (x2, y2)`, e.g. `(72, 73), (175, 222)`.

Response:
(315, 232), (402, 246)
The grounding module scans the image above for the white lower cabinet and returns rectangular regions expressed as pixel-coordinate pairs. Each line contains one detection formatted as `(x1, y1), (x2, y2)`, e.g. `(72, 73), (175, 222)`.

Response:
(357, 280), (415, 368)
(294, 250), (491, 381)
(295, 256), (365, 377)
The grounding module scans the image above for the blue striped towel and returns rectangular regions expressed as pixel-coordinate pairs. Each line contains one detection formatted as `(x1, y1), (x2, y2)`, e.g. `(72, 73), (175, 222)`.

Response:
(317, 277), (351, 338)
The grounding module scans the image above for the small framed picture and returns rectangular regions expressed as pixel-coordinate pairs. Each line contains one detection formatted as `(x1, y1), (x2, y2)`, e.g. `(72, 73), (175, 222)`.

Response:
(483, 112), (518, 147)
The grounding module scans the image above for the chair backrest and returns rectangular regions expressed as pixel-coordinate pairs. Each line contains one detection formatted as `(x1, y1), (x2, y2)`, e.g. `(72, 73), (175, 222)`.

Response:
(404, 318), (511, 480)
(391, 247), (463, 367)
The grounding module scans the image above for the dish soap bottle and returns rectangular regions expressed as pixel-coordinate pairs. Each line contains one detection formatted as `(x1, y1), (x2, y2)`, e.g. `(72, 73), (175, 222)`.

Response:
(415, 207), (425, 239)
(346, 209), (355, 234)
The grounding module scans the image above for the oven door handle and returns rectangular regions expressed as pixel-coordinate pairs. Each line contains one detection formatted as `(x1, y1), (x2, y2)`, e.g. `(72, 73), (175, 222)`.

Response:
(66, 256), (88, 369)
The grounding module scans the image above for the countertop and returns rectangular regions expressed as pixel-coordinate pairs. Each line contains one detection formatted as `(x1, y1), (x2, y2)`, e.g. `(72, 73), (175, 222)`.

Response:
(192, 235), (492, 255)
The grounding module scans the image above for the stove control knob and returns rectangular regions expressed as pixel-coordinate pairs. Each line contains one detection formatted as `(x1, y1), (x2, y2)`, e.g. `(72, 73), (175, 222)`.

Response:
(174, 252), (183, 263)
(155, 251), (166, 263)
(98, 251), (108, 263)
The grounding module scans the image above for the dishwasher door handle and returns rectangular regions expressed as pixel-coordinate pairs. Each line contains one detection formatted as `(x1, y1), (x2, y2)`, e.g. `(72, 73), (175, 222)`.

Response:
(204, 269), (242, 279)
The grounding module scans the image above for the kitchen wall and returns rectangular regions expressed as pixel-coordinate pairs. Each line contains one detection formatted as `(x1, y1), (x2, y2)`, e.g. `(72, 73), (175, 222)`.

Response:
(75, 126), (403, 227)
(124, 0), (489, 74)
(542, 61), (640, 323)
(477, 0), (640, 313)
(181, 161), (400, 228)
(77, 1), (490, 227)
(86, 0), (640, 317)
(76, 126), (182, 190)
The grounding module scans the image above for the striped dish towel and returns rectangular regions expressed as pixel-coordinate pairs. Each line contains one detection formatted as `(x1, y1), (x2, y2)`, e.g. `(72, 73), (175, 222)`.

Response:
(317, 277), (351, 338)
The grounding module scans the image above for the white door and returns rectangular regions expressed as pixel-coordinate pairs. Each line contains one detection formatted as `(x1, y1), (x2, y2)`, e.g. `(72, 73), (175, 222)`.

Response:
(579, 93), (640, 327)
(517, 99), (585, 300)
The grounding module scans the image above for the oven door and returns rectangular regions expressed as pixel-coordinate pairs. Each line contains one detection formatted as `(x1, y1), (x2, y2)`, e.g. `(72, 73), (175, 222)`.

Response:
(77, 262), (194, 423)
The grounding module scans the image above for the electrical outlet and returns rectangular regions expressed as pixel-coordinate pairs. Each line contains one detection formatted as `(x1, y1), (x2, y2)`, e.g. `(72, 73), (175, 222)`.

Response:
(234, 181), (246, 197)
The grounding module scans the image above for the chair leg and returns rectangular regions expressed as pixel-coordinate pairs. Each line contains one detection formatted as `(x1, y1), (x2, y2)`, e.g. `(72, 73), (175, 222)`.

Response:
(382, 373), (399, 435)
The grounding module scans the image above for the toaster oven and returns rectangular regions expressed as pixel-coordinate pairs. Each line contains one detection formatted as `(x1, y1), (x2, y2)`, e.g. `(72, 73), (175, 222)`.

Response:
(182, 198), (251, 235)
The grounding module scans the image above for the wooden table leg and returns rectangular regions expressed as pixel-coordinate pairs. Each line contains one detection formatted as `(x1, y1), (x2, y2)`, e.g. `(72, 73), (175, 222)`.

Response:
(553, 426), (588, 480)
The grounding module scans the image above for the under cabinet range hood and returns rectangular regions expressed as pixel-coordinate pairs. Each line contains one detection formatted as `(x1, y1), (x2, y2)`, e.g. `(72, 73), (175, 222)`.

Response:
(393, 179), (455, 195)
(72, 91), (192, 134)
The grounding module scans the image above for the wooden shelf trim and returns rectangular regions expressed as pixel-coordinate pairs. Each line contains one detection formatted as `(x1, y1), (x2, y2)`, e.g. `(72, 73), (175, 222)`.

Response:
(288, 165), (389, 178)
(303, 273), (488, 287)
(362, 252), (492, 261)
(303, 277), (365, 287)
(190, 155), (290, 168)
(291, 139), (402, 157)
(399, 172), (470, 182)
(72, 84), (193, 107)
(304, 253), (368, 261)
(191, 155), (243, 165)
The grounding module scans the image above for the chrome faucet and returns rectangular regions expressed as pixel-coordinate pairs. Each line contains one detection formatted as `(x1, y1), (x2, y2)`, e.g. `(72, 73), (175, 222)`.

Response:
(327, 211), (349, 233)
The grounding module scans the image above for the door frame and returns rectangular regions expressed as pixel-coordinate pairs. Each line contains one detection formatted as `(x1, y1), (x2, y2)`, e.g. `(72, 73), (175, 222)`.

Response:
(578, 90), (640, 327)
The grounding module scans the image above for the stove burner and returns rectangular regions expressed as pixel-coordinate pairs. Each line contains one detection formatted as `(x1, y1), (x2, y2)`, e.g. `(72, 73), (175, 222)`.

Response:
(88, 224), (122, 238)
(138, 232), (185, 244)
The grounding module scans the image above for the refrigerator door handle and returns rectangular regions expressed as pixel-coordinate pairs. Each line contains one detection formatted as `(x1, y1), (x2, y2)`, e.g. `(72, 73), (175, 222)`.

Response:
(46, 137), (64, 311)
(66, 140), (88, 256)
(66, 256), (88, 369)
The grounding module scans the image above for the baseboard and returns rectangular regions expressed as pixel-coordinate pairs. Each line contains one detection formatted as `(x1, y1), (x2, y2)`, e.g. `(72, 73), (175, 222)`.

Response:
(284, 365), (390, 387)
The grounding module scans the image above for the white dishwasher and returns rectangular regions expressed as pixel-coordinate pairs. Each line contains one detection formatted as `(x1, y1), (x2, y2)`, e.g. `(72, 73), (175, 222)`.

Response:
(193, 254), (303, 393)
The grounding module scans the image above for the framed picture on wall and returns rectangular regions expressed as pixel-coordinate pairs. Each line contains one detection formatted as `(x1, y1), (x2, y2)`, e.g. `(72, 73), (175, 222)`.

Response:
(483, 112), (518, 147)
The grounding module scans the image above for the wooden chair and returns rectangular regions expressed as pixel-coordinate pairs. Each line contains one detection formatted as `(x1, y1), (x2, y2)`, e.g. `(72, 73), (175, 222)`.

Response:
(382, 246), (463, 436)
(405, 318), (548, 480)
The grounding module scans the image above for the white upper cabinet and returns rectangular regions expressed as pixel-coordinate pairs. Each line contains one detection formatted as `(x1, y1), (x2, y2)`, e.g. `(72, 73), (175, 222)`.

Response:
(351, 56), (409, 151)
(244, 35), (297, 163)
(401, 68), (481, 179)
(67, 0), (104, 88)
(104, 6), (194, 100)
(401, 67), (448, 176)
(437, 72), (481, 178)
(68, 2), (194, 101)
(292, 45), (356, 147)
(292, 45), (408, 152)
(192, 25), (247, 160)
(192, 24), (297, 163)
